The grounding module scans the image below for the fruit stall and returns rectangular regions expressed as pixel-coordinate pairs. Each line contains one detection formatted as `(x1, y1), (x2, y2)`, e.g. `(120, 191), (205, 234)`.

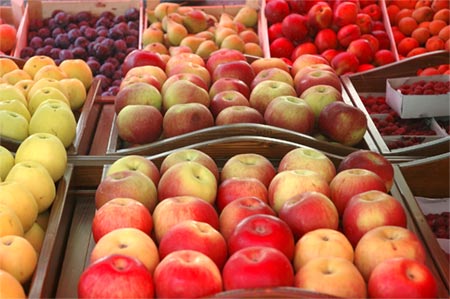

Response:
(0, 0), (449, 298)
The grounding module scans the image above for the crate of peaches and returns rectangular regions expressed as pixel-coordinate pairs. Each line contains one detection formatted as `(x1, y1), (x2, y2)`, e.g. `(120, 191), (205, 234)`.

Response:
(341, 50), (450, 155)
(14, 0), (144, 97)
(0, 0), (24, 56)
(53, 137), (448, 298)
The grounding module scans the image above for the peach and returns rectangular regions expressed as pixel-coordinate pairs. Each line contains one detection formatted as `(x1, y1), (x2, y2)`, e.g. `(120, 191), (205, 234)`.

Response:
(433, 8), (450, 23)
(431, 0), (449, 12)
(386, 4), (401, 24)
(407, 47), (428, 57)
(411, 27), (431, 44)
(0, 24), (17, 53)
(398, 17), (418, 36)
(392, 0), (418, 9)
(397, 37), (420, 56)
(419, 67), (441, 75)
(429, 19), (447, 35)
(419, 21), (431, 28)
(394, 8), (413, 26)
(412, 6), (434, 23)
(415, 0), (431, 8)
(438, 25), (450, 41)
(425, 35), (445, 51)
(392, 28), (407, 45)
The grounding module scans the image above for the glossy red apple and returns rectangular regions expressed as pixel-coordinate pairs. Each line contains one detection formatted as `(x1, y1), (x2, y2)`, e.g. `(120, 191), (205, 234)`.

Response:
(282, 13), (308, 44)
(215, 106), (264, 126)
(270, 37), (295, 59)
(264, 0), (291, 25)
(294, 68), (342, 95)
(205, 48), (246, 75)
(216, 177), (269, 212)
(211, 60), (255, 87)
(122, 49), (166, 76)
(222, 246), (295, 290)
(333, 1), (358, 28)
(347, 38), (374, 64)
(314, 28), (338, 54)
(162, 103), (214, 138)
(209, 77), (250, 99)
(210, 90), (249, 118)
(307, 1), (333, 31)
(337, 24), (361, 48)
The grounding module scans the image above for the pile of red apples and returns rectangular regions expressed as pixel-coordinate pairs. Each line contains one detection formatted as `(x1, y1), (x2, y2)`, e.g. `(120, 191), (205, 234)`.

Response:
(77, 148), (440, 298)
(265, 0), (398, 74)
(115, 49), (368, 147)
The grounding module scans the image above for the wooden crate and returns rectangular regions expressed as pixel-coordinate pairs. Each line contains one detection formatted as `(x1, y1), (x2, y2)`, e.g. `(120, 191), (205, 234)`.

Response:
(25, 164), (77, 298)
(58, 136), (448, 297)
(0, 0), (25, 55)
(395, 153), (450, 290)
(89, 86), (379, 157)
(341, 50), (450, 156)
(0, 78), (102, 155)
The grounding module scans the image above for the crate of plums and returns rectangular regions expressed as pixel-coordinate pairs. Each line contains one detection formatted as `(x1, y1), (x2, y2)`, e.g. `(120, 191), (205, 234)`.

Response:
(14, 0), (144, 96)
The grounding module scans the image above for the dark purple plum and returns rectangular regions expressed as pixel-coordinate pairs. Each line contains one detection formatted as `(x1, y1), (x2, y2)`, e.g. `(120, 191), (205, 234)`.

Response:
(54, 11), (70, 27)
(71, 46), (87, 59)
(124, 8), (139, 21)
(87, 59), (101, 75)
(37, 27), (51, 39)
(75, 11), (93, 22)
(29, 36), (44, 49)
(44, 37), (55, 46)
(55, 33), (71, 48)
(52, 27), (66, 38)
(59, 49), (74, 60)
(74, 36), (89, 48)
(20, 47), (35, 59)
(99, 62), (116, 78)
(84, 27), (97, 41)
(68, 28), (82, 42)
(50, 48), (61, 59)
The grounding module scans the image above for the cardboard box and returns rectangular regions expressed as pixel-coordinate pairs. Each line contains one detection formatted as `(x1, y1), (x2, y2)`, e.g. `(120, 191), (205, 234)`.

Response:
(386, 75), (450, 119)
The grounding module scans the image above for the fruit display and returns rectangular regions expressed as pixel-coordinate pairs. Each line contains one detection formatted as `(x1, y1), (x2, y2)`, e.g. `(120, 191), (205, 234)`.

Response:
(16, 1), (142, 96)
(0, 2), (22, 56)
(0, 55), (97, 154)
(263, 0), (397, 74)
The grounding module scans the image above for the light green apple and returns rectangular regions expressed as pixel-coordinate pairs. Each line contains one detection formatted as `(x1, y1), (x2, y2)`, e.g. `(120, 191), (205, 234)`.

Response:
(0, 110), (28, 141)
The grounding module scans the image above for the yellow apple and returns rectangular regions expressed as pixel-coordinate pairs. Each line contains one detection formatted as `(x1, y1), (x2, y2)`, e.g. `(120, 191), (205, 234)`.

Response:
(27, 78), (68, 101)
(59, 77), (87, 110)
(24, 222), (45, 254)
(28, 86), (71, 115)
(0, 58), (20, 77)
(0, 235), (38, 284)
(0, 84), (27, 106)
(29, 99), (77, 148)
(0, 203), (24, 237)
(33, 64), (68, 81)
(0, 269), (26, 299)
(0, 145), (14, 181)
(14, 79), (35, 99)
(36, 210), (50, 231)
(15, 132), (68, 182)
(0, 110), (29, 141)
(58, 59), (93, 89)
(0, 99), (31, 121)
(22, 55), (56, 78)
(0, 181), (39, 232)
(5, 160), (56, 213)
(2, 69), (32, 85)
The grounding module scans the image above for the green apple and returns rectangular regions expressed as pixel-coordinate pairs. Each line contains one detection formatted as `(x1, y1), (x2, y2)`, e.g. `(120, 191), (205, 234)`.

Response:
(24, 222), (45, 254)
(28, 99), (77, 148)
(0, 84), (27, 106)
(0, 110), (29, 141)
(5, 160), (56, 213)
(15, 133), (68, 182)
(0, 181), (39, 232)
(0, 145), (14, 181)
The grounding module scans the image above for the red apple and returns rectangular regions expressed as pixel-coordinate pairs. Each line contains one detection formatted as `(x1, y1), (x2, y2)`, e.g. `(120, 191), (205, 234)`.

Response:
(209, 77), (250, 100)
(107, 155), (160, 186)
(354, 225), (427, 281)
(92, 197), (153, 243)
(281, 13), (308, 44)
(162, 103), (214, 138)
(227, 214), (295, 260)
(222, 246), (294, 290)
(321, 48), (340, 63)
(268, 169), (331, 213)
(264, 95), (315, 134)
(299, 84), (343, 121)
(278, 147), (336, 183)
(122, 49), (166, 76)
(372, 30), (391, 50)
(153, 250), (223, 298)
(361, 3), (381, 21)
(209, 90), (249, 118)
(159, 148), (219, 182)
(333, 1), (358, 28)
(215, 106), (265, 126)
(162, 78), (210, 111)
(114, 82), (162, 114)
(368, 257), (438, 298)
(293, 228), (354, 272)
(250, 67), (294, 90)
(158, 220), (228, 270)
(291, 54), (330, 77)
(265, 0), (291, 25)
(78, 254), (154, 298)
(338, 149), (394, 191)
(268, 22), (284, 43)
(373, 49), (396, 66)
(152, 195), (219, 243)
(219, 196), (276, 240)
(342, 190), (408, 247)
(294, 68), (342, 96)
(220, 153), (277, 187)
(347, 38), (374, 64)
(295, 256), (367, 298)
(307, 1), (333, 31)
(205, 48), (246, 75)
(157, 161), (217, 204)
(314, 28), (338, 54)
(211, 60), (255, 87)
(278, 191), (339, 240)
(318, 101), (368, 146)
(90, 228), (159, 274)
(249, 80), (297, 115)
(216, 177), (269, 212)
(161, 72), (208, 96)
(95, 170), (158, 212)
(251, 57), (291, 75)
(291, 42), (319, 61)
(331, 51), (360, 75)
(116, 104), (163, 145)
(270, 37), (295, 59)
(337, 24), (362, 48)
(329, 168), (386, 215)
